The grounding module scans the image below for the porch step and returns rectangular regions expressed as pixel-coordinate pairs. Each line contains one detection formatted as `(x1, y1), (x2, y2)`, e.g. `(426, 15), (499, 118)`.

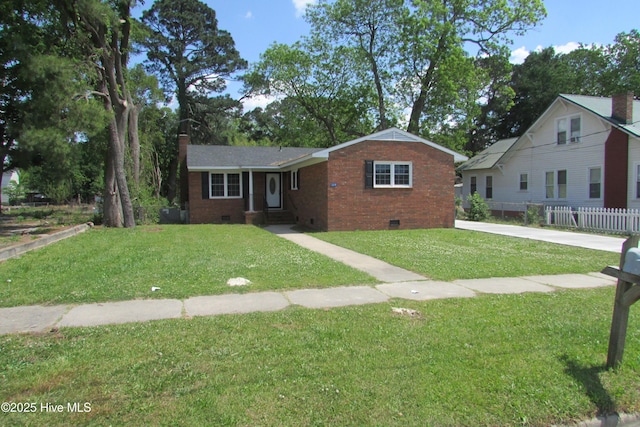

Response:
(266, 210), (295, 225)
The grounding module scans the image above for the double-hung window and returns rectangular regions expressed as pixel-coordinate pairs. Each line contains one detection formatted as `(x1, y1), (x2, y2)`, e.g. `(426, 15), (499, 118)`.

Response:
(485, 176), (493, 199)
(557, 115), (581, 144)
(545, 170), (567, 199)
(519, 173), (528, 191)
(209, 172), (241, 198)
(373, 162), (412, 188)
(589, 167), (602, 199)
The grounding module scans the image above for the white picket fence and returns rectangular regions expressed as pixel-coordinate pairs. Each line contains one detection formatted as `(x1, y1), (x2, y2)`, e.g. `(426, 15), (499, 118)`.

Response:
(545, 206), (640, 234)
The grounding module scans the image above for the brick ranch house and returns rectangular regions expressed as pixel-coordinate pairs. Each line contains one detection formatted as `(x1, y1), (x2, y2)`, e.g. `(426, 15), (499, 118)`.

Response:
(179, 127), (467, 231)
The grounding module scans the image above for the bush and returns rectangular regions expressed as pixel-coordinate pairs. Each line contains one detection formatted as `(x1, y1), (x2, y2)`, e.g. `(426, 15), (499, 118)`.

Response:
(454, 196), (465, 219)
(6, 181), (25, 206)
(523, 204), (543, 226)
(466, 193), (490, 221)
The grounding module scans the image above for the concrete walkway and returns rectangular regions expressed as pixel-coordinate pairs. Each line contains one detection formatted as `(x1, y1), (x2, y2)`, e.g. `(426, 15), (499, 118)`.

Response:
(456, 220), (625, 253)
(0, 272), (616, 335)
(264, 224), (426, 282)
(0, 224), (619, 335)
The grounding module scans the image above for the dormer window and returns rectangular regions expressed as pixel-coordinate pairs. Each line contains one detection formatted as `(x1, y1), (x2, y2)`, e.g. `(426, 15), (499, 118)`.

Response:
(557, 115), (581, 144)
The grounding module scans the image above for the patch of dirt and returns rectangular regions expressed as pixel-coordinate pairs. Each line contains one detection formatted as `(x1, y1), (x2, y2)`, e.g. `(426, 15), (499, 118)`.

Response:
(0, 218), (72, 250)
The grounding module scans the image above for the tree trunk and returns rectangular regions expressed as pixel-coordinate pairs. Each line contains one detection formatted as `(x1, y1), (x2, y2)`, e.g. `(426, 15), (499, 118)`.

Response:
(407, 86), (428, 134)
(103, 130), (122, 227)
(113, 103), (136, 228)
(128, 98), (141, 189)
(166, 81), (189, 203)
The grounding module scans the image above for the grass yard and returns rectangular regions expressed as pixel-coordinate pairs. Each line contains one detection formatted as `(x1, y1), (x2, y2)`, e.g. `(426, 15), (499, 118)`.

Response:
(0, 225), (376, 307)
(313, 228), (620, 281)
(0, 225), (622, 307)
(1, 287), (639, 426)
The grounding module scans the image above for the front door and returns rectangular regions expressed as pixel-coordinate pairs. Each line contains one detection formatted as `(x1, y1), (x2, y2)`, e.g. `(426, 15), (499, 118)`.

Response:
(265, 173), (281, 209)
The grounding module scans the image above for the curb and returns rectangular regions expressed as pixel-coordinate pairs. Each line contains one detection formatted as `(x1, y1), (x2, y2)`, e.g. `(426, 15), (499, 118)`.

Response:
(556, 412), (640, 427)
(0, 223), (92, 262)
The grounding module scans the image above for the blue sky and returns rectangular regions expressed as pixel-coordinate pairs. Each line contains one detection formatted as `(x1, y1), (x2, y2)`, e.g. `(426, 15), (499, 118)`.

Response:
(135, 0), (640, 110)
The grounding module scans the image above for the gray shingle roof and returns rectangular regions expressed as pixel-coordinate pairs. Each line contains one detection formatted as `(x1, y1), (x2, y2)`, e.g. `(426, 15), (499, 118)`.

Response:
(187, 145), (323, 169)
(457, 137), (518, 171)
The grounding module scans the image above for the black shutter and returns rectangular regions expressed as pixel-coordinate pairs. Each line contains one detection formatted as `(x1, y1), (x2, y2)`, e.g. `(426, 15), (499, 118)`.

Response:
(201, 172), (209, 199)
(364, 160), (374, 189)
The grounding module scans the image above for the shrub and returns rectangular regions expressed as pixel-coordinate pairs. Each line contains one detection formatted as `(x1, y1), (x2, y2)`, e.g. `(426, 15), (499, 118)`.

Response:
(454, 196), (465, 219)
(523, 204), (543, 226)
(466, 193), (490, 221)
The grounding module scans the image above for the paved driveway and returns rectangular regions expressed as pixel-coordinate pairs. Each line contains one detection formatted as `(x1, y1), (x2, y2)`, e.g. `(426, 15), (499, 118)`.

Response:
(455, 220), (624, 253)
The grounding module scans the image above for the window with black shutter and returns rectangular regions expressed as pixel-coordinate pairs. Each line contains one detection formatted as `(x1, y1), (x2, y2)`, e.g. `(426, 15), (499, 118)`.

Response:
(201, 172), (209, 199)
(365, 160), (374, 188)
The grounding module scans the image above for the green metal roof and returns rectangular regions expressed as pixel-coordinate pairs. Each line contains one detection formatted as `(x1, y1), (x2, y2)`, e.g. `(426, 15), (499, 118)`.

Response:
(456, 137), (518, 172)
(560, 94), (640, 137)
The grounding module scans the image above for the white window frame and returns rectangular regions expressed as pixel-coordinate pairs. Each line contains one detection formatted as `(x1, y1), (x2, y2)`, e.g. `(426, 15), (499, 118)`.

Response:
(291, 169), (299, 190)
(545, 171), (555, 199)
(545, 169), (567, 199)
(557, 169), (567, 199)
(373, 161), (412, 188)
(485, 175), (493, 200)
(470, 176), (477, 194)
(635, 163), (640, 199)
(556, 114), (581, 145)
(209, 172), (242, 199)
(519, 173), (528, 192)
(588, 166), (602, 200)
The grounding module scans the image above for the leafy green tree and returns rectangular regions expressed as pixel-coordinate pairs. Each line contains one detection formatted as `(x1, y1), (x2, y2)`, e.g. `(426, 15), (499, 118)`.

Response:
(465, 56), (515, 153)
(306, 0), (404, 130)
(140, 0), (247, 202)
(138, 106), (178, 200)
(602, 30), (640, 96)
(244, 39), (375, 146)
(495, 47), (579, 138)
(188, 94), (243, 146)
(401, 0), (546, 135)
(55, 0), (139, 227)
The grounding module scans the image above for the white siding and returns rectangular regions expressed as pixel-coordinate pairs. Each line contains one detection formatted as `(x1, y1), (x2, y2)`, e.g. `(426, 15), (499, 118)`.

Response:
(627, 136), (640, 209)
(462, 100), (611, 208)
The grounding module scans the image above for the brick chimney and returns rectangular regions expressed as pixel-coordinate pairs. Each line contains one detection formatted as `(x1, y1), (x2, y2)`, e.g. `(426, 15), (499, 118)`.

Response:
(612, 92), (634, 124)
(178, 133), (189, 164)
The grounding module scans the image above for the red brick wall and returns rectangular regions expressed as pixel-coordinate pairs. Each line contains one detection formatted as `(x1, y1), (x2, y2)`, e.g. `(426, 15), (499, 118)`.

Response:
(604, 128), (629, 209)
(288, 162), (328, 230)
(187, 172), (245, 224)
(324, 140), (455, 231)
(186, 141), (456, 230)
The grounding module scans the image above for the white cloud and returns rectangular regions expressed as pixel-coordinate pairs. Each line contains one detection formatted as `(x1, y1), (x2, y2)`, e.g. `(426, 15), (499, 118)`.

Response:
(510, 46), (530, 64)
(292, 0), (316, 18)
(510, 41), (583, 64)
(244, 10), (253, 19)
(241, 94), (279, 112)
(553, 41), (580, 55)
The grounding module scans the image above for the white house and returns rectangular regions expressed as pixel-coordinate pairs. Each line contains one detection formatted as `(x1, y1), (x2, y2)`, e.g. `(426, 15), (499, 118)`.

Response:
(458, 93), (640, 213)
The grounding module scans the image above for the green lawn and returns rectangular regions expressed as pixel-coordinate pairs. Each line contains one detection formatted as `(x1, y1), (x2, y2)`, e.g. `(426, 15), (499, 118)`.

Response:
(313, 228), (620, 281)
(1, 288), (639, 426)
(0, 225), (375, 307)
(0, 225), (621, 307)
